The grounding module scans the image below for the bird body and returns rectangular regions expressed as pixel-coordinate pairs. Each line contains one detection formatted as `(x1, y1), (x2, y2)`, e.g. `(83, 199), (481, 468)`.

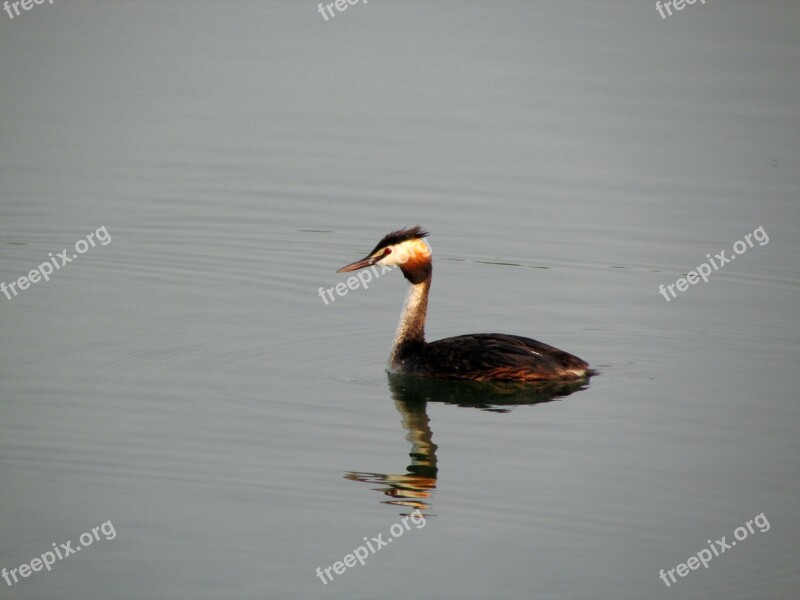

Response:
(338, 226), (592, 383)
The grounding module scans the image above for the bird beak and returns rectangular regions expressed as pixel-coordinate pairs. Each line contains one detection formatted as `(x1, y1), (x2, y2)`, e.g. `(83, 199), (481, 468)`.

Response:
(337, 255), (379, 273)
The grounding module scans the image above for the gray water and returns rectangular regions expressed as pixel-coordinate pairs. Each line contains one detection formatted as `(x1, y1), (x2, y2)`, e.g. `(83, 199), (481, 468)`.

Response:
(1, 1), (798, 599)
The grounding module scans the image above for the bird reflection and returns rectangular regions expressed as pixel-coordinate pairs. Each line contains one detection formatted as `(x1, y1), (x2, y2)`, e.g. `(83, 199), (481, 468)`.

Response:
(345, 373), (590, 513)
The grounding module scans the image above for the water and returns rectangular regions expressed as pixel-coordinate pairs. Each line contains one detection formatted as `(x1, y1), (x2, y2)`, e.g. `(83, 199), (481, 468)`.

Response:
(1, 1), (798, 599)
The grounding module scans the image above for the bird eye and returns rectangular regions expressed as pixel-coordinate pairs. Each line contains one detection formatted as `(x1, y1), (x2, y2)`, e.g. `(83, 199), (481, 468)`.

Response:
(383, 248), (392, 255)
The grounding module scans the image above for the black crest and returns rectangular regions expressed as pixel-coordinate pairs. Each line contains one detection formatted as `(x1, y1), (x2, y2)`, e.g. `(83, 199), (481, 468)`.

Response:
(369, 225), (429, 256)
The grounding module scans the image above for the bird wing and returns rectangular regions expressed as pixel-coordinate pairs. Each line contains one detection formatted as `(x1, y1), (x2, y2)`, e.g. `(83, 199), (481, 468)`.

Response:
(422, 333), (590, 381)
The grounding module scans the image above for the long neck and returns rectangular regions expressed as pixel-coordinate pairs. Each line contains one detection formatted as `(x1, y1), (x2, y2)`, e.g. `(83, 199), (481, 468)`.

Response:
(390, 276), (430, 361)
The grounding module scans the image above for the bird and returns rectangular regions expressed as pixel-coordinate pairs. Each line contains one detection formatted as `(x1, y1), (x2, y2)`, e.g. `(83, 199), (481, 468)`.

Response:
(337, 226), (593, 383)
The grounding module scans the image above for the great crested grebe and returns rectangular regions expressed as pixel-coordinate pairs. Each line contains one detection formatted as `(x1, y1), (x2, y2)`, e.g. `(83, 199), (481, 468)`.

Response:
(337, 226), (593, 383)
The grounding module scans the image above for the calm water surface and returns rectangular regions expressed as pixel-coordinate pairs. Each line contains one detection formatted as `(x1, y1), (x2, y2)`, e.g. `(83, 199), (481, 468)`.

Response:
(1, 2), (798, 599)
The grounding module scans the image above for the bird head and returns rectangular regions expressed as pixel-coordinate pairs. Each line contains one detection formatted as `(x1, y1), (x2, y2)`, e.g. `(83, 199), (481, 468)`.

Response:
(337, 225), (432, 284)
